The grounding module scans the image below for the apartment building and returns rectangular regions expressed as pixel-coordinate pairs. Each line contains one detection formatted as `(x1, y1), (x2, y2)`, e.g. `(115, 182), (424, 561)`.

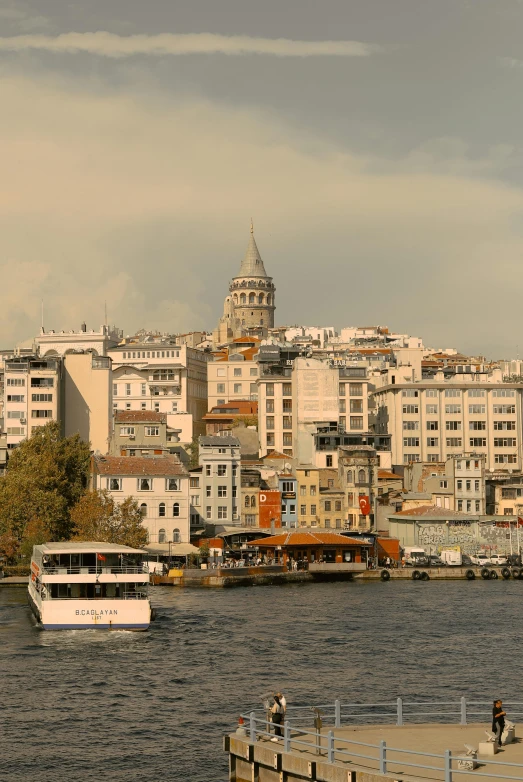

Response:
(198, 435), (241, 524)
(3, 356), (61, 449)
(91, 454), (190, 544)
(339, 446), (379, 531)
(208, 338), (260, 409)
(373, 369), (523, 471)
(109, 340), (210, 442)
(241, 468), (263, 527)
(257, 350), (370, 462)
(279, 474), (298, 528)
(296, 466), (321, 527)
(403, 455), (486, 515)
(111, 410), (170, 456)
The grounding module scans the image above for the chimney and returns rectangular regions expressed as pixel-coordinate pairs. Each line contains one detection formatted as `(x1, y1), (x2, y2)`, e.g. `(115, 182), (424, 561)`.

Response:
(81, 322), (87, 333)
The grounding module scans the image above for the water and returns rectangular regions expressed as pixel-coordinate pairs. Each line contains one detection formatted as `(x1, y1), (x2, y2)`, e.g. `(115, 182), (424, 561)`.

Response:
(1, 580), (522, 782)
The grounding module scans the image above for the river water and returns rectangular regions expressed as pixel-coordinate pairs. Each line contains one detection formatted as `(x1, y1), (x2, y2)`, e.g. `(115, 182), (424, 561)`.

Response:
(1, 580), (522, 782)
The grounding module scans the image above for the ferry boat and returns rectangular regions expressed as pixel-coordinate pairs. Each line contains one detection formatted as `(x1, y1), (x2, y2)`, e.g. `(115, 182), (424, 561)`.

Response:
(28, 542), (153, 630)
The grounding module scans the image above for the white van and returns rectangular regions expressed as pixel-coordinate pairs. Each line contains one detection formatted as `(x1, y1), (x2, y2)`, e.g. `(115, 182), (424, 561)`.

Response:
(403, 547), (428, 566)
(440, 549), (462, 567)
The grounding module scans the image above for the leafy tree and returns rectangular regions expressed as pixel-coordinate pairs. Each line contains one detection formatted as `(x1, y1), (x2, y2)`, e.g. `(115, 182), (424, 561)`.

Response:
(71, 490), (148, 549)
(0, 422), (91, 560)
(187, 435), (200, 469)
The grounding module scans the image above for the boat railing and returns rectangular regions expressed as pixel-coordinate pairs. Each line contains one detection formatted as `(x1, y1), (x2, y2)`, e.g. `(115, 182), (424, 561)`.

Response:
(41, 566), (145, 575)
(38, 591), (149, 601)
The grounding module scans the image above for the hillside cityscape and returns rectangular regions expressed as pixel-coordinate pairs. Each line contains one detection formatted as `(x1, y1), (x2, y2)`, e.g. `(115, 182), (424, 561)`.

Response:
(1, 222), (522, 565)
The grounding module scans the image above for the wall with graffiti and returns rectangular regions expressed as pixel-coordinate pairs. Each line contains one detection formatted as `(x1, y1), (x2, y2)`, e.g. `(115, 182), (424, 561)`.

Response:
(390, 519), (518, 554)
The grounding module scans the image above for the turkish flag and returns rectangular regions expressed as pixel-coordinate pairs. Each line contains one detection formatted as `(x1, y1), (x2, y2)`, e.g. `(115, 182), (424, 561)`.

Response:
(359, 496), (371, 516)
(97, 553), (106, 561)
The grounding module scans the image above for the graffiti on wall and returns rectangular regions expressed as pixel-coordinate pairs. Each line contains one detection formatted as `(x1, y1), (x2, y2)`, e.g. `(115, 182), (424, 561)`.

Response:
(416, 522), (512, 554)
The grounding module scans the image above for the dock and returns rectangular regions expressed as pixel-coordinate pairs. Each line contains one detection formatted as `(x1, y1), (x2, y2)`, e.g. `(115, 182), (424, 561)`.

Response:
(226, 697), (523, 782)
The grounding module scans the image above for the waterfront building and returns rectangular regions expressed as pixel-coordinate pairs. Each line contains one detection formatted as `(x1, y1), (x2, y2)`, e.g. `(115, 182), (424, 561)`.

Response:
(247, 529), (371, 566)
(318, 469), (344, 530)
(338, 446), (379, 532)
(91, 454), (190, 544)
(296, 466), (321, 527)
(198, 435), (241, 525)
(241, 468), (262, 527)
(403, 455), (487, 515)
(36, 323), (122, 357)
(258, 489), (283, 529)
(372, 367), (523, 471)
(213, 223), (276, 345)
(311, 424), (391, 469)
(109, 340), (210, 443)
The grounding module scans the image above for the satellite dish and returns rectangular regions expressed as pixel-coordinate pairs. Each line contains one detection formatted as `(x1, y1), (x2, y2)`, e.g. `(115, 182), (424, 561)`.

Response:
(285, 463), (292, 472)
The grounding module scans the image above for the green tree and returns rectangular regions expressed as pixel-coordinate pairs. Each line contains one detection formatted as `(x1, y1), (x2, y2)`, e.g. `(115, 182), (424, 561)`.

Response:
(0, 422), (91, 561)
(187, 435), (200, 469)
(71, 490), (148, 549)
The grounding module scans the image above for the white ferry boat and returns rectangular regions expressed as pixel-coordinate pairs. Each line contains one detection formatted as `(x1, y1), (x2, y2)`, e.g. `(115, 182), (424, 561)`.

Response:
(28, 542), (153, 630)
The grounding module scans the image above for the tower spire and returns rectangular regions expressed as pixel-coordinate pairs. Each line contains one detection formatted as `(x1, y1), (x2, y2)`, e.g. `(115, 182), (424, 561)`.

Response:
(250, 217), (254, 234)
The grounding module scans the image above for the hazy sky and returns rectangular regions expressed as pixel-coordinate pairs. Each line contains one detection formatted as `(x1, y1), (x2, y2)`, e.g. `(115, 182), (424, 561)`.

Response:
(2, 0), (523, 357)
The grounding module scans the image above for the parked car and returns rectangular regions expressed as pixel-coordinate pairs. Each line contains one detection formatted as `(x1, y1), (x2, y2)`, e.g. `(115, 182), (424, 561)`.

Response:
(470, 553), (491, 567)
(490, 554), (508, 566)
(461, 554), (473, 566)
(427, 555), (444, 567)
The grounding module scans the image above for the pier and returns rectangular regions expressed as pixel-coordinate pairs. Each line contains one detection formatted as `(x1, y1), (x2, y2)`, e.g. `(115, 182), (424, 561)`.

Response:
(225, 698), (523, 782)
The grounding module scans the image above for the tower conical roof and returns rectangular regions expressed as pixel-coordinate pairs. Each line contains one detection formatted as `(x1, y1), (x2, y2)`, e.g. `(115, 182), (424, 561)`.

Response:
(237, 222), (268, 278)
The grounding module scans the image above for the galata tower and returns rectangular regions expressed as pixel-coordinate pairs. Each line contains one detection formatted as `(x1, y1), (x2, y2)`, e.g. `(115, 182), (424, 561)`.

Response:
(229, 221), (276, 330)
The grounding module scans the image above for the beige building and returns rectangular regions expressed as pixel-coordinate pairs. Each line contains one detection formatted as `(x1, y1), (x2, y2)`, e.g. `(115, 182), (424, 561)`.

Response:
(3, 355), (61, 449)
(373, 368), (523, 472)
(403, 455), (486, 515)
(36, 323), (122, 357)
(296, 466), (321, 527)
(63, 353), (112, 454)
(109, 340), (210, 443)
(257, 355), (370, 462)
(207, 339), (260, 409)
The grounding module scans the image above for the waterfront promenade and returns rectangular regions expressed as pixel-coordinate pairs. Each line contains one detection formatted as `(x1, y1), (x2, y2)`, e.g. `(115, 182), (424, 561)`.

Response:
(227, 699), (523, 782)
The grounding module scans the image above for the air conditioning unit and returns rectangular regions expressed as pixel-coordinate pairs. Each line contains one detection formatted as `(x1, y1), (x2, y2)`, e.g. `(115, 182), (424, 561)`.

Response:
(129, 434), (135, 440)
(20, 418), (26, 424)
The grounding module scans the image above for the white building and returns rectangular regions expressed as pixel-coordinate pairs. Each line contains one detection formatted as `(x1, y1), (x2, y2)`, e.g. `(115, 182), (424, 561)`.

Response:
(207, 338), (260, 410)
(198, 435), (241, 524)
(373, 368), (523, 471)
(36, 323), (122, 357)
(109, 340), (210, 443)
(92, 454), (190, 544)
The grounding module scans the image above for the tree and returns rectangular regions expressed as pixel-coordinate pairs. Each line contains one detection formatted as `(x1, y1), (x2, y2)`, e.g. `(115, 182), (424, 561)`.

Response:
(71, 490), (148, 549)
(0, 422), (91, 560)
(186, 435), (200, 469)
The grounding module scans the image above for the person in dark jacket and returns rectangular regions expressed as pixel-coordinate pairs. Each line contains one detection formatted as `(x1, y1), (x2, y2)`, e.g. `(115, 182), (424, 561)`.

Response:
(492, 700), (506, 746)
(270, 695), (284, 741)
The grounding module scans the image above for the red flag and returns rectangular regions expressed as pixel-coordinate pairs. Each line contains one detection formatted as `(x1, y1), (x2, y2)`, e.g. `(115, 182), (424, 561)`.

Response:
(359, 496), (371, 516)
(97, 553), (106, 561)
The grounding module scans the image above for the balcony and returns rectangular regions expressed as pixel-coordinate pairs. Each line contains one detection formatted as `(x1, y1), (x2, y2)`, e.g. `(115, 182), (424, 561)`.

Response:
(150, 385), (181, 395)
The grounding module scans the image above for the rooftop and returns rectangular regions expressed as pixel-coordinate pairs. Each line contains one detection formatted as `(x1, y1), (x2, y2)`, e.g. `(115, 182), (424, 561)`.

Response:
(236, 223), (268, 278)
(115, 410), (167, 424)
(248, 530), (372, 547)
(199, 435), (241, 447)
(93, 454), (188, 477)
(36, 542), (146, 555)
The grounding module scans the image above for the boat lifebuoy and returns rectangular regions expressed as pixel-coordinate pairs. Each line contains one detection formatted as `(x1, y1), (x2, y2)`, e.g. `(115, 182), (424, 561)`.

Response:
(380, 570), (390, 582)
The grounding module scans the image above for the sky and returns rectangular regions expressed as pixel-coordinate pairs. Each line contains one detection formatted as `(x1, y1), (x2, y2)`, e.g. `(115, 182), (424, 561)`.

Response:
(2, 0), (523, 357)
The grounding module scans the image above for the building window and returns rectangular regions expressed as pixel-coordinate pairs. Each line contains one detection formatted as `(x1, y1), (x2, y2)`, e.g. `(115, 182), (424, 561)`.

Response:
(283, 416), (292, 430)
(494, 421), (516, 430)
(358, 469), (366, 483)
(494, 405), (516, 414)
(32, 410), (53, 418)
(109, 478), (122, 491)
(494, 438), (517, 447)
(446, 421), (461, 430)
(158, 529), (166, 543)
(457, 480), (463, 490)
(350, 417), (363, 430)
(141, 402), (147, 410)
(469, 421), (486, 430)
(153, 402), (160, 412)
(402, 389), (419, 397)
(120, 426), (135, 436)
(141, 384), (146, 396)
(266, 399), (274, 413)
(475, 501), (480, 512)
(475, 480), (480, 491)
(325, 519), (331, 528)
(425, 389), (438, 397)
(300, 504), (306, 515)
(495, 454), (518, 464)
(206, 486), (212, 498)
(266, 434), (275, 447)
(492, 389), (515, 397)
(426, 421), (438, 430)
(218, 465), (227, 476)
(138, 478), (153, 491)
(403, 421), (419, 430)
(173, 503), (180, 517)
(468, 389), (485, 397)
(166, 478), (180, 491)
(440, 480), (448, 489)
(426, 405), (438, 414)
(250, 368), (258, 376)
(6, 378), (25, 386)
(403, 405), (419, 414)
(403, 437), (420, 447)
(339, 383), (346, 396)
(457, 500), (463, 511)
(140, 503), (147, 517)
(218, 485), (227, 498)
(190, 494), (200, 506)
(266, 383), (274, 396)
(445, 405), (461, 414)
(469, 438), (487, 447)
(266, 416), (274, 430)
(310, 504), (317, 515)
(350, 400), (363, 413)
(283, 433), (292, 446)
(172, 528), (180, 543)
(206, 506), (212, 519)
(283, 399), (292, 412)
(282, 481), (294, 492)
(282, 384), (292, 397)
(445, 388), (461, 397)
(125, 383), (131, 396)
(404, 454), (421, 463)
(218, 506), (228, 520)
(145, 426), (159, 436)
(427, 437), (439, 447)
(326, 455), (333, 467)
(159, 502), (166, 517)
(190, 477), (200, 488)
(205, 465), (212, 477)
(234, 384), (242, 394)
(324, 500), (332, 511)
(350, 383), (363, 396)
(469, 405), (486, 414)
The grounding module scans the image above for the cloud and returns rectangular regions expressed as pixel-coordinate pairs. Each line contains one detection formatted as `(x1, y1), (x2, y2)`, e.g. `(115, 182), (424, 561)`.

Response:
(0, 6), (50, 31)
(1, 74), (523, 355)
(0, 31), (376, 58)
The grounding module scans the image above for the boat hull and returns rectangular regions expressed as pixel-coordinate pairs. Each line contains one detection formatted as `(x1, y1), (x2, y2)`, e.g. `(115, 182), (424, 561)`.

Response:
(28, 589), (151, 631)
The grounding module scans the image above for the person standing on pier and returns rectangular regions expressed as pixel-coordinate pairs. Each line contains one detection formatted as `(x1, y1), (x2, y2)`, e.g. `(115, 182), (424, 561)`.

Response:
(270, 695), (284, 741)
(492, 700), (506, 746)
